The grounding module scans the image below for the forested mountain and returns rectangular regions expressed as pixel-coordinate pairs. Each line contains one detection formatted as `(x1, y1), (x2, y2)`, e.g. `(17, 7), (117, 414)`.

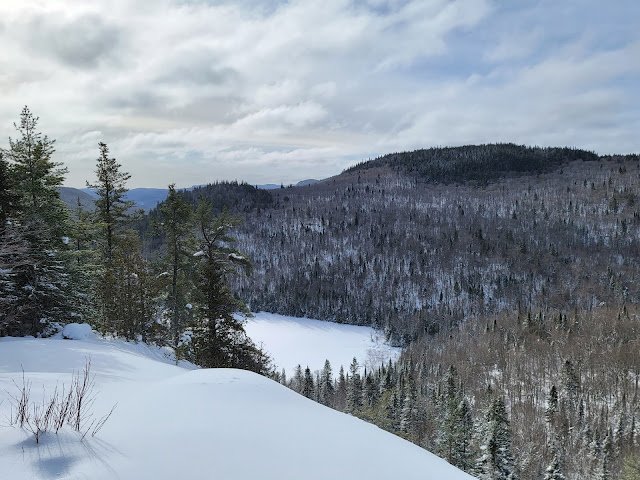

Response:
(141, 144), (640, 480)
(224, 147), (640, 345)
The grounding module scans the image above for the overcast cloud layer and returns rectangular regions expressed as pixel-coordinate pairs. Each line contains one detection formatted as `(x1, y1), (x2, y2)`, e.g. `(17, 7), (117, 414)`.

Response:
(1, 0), (638, 188)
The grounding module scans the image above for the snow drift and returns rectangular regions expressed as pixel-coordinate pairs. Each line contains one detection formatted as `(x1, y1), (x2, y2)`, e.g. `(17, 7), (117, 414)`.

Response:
(0, 333), (473, 480)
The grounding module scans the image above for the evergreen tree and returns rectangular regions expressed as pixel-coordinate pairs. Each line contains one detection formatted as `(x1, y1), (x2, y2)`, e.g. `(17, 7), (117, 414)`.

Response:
(599, 430), (615, 480)
(191, 201), (268, 373)
(88, 142), (136, 333)
(544, 454), (566, 480)
(292, 364), (304, 394)
(363, 372), (378, 408)
(546, 385), (559, 421)
(87, 142), (133, 260)
(302, 366), (314, 399)
(158, 184), (195, 350)
(107, 230), (165, 342)
(334, 365), (347, 411)
(7, 106), (66, 220)
(0, 152), (18, 235)
(346, 357), (363, 414)
(319, 359), (334, 406)
(0, 107), (77, 335)
(474, 396), (518, 480)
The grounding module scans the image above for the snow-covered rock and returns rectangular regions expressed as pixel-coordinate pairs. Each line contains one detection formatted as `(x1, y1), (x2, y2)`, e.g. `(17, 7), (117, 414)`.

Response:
(61, 322), (94, 340)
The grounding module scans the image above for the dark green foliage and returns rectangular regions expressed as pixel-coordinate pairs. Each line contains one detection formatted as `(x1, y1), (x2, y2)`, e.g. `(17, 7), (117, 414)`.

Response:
(436, 366), (475, 472)
(344, 143), (599, 184)
(179, 181), (273, 216)
(87, 142), (133, 260)
(190, 201), (269, 373)
(0, 107), (79, 335)
(0, 152), (18, 234)
(97, 231), (165, 341)
(158, 184), (195, 349)
(346, 357), (362, 414)
(302, 367), (314, 399)
(319, 359), (334, 406)
(7, 106), (67, 219)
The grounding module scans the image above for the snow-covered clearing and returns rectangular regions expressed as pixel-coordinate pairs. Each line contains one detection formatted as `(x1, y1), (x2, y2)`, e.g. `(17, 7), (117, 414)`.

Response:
(0, 327), (473, 480)
(244, 311), (400, 376)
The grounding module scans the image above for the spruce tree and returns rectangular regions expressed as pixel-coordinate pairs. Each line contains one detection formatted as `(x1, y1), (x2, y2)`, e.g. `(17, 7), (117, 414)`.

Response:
(474, 396), (518, 480)
(0, 152), (18, 235)
(346, 357), (363, 414)
(87, 142), (133, 260)
(319, 359), (335, 406)
(191, 200), (268, 372)
(158, 184), (195, 350)
(302, 366), (314, 399)
(88, 142), (135, 334)
(1, 107), (77, 335)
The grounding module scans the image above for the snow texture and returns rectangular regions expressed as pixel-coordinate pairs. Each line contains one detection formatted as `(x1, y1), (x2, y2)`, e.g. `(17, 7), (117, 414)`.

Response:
(243, 311), (400, 376)
(61, 322), (94, 340)
(0, 334), (473, 480)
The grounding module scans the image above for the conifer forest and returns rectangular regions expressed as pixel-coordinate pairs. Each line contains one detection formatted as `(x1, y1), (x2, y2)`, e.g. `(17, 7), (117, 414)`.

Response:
(3, 107), (640, 479)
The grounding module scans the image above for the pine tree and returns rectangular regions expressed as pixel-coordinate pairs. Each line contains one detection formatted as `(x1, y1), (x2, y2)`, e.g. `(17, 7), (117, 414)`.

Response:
(107, 230), (165, 341)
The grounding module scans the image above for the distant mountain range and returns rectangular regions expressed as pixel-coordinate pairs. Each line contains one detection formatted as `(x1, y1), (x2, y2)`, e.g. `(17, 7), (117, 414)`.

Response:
(60, 179), (320, 212)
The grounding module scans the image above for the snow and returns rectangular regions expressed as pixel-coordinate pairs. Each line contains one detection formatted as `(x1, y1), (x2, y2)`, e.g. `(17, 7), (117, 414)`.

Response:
(62, 322), (94, 340)
(0, 335), (473, 480)
(243, 312), (400, 376)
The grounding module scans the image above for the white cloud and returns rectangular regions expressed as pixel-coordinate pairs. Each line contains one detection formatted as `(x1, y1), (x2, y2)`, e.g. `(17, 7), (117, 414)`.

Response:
(0, 0), (637, 187)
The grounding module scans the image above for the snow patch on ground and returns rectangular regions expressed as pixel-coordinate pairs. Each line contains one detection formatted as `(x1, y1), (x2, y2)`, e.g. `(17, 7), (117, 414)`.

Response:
(0, 336), (472, 480)
(243, 311), (400, 376)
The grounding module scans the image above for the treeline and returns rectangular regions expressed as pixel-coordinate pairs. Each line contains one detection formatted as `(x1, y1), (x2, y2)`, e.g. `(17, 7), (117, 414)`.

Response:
(277, 303), (640, 480)
(344, 143), (600, 184)
(0, 107), (269, 373)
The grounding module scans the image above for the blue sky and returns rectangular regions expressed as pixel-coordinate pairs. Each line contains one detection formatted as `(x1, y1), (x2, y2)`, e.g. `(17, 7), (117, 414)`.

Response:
(1, 0), (638, 188)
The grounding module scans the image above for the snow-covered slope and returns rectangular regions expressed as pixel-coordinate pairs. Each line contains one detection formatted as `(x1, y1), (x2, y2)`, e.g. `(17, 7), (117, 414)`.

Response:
(0, 332), (473, 480)
(244, 312), (400, 376)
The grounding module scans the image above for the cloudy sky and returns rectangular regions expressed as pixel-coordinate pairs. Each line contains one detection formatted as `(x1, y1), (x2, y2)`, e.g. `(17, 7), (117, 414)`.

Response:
(1, 0), (638, 188)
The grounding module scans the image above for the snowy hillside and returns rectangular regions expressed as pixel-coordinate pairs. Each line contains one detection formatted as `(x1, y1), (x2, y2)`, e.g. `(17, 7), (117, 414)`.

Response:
(244, 312), (400, 376)
(0, 331), (473, 480)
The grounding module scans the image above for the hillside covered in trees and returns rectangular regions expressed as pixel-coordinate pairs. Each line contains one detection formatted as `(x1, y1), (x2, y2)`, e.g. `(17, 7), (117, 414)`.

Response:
(144, 144), (640, 479)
